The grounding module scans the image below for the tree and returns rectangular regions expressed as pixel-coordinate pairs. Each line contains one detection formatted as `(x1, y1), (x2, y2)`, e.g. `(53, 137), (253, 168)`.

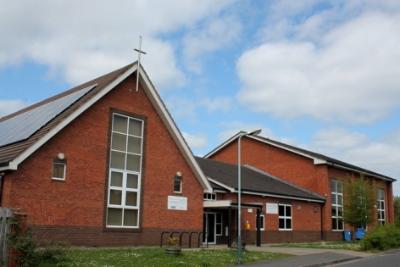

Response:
(395, 196), (400, 227)
(343, 177), (375, 229)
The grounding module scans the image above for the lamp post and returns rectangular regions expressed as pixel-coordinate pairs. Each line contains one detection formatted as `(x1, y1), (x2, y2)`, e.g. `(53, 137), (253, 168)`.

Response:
(237, 129), (262, 265)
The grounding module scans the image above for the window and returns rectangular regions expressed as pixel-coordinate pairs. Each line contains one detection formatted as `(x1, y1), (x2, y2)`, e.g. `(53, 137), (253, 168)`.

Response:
(216, 213), (223, 236)
(331, 179), (344, 231)
(52, 159), (66, 180)
(203, 193), (216, 201)
(256, 214), (265, 231)
(377, 189), (386, 225)
(107, 113), (143, 228)
(278, 204), (292, 230)
(174, 174), (182, 193)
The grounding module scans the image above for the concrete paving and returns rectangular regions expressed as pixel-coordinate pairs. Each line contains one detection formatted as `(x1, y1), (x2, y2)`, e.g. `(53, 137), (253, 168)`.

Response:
(245, 244), (371, 258)
(200, 244), (373, 267)
(241, 252), (360, 267)
(330, 249), (400, 267)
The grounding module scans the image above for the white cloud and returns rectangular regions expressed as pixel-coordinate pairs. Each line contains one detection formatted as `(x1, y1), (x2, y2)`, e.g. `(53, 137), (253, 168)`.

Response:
(237, 9), (400, 124)
(182, 132), (208, 149)
(200, 97), (232, 113)
(0, 99), (28, 117)
(0, 0), (234, 87)
(308, 128), (400, 194)
(183, 15), (242, 73)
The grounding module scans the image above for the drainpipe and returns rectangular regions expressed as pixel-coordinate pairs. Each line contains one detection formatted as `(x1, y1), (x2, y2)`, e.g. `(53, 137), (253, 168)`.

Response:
(0, 172), (4, 206)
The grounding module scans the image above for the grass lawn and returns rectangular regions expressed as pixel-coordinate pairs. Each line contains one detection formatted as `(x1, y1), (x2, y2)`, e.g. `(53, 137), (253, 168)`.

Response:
(40, 247), (291, 267)
(272, 241), (361, 251)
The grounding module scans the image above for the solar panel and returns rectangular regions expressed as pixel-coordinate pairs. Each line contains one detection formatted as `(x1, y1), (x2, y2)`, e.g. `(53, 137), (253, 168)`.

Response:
(0, 85), (96, 147)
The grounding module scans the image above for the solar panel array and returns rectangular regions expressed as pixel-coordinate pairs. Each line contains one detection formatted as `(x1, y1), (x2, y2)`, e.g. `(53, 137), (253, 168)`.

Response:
(0, 85), (95, 147)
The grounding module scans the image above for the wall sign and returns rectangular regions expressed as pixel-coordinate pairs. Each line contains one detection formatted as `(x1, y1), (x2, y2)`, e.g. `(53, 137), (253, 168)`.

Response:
(266, 203), (278, 214)
(168, 196), (188, 211)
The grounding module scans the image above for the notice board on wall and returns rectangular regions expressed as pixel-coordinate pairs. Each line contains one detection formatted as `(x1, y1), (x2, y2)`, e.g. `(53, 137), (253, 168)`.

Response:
(167, 196), (188, 211)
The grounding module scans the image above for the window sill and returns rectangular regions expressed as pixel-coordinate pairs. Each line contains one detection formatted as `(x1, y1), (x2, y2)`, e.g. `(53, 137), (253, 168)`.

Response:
(278, 229), (292, 231)
(104, 227), (141, 233)
(332, 229), (344, 232)
(51, 177), (66, 182)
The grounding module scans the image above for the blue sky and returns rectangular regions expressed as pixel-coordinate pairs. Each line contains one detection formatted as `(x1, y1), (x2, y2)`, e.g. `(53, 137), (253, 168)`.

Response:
(1, 0), (400, 194)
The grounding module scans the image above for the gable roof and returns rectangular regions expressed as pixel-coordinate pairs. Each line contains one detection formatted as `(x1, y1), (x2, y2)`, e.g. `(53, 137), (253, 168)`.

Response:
(0, 62), (212, 192)
(205, 131), (395, 182)
(196, 156), (325, 203)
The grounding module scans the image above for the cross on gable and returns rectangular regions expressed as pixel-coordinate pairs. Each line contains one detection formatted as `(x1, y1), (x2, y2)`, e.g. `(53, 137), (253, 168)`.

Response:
(133, 36), (147, 92)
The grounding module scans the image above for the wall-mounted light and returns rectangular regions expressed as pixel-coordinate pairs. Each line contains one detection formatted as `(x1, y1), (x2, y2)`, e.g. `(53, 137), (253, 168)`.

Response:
(57, 153), (65, 160)
(176, 171), (182, 177)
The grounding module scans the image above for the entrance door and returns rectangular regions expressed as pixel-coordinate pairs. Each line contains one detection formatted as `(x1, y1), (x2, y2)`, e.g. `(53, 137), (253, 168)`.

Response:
(203, 212), (216, 244)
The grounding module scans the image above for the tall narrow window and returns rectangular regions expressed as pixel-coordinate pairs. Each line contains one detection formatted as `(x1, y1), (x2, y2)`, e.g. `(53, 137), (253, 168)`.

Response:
(174, 173), (182, 193)
(278, 204), (292, 230)
(256, 214), (265, 231)
(216, 213), (223, 236)
(377, 189), (386, 225)
(52, 159), (66, 180)
(107, 113), (143, 228)
(331, 179), (344, 231)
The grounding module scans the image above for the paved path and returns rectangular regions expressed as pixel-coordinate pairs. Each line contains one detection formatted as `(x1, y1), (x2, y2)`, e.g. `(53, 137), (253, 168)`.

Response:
(241, 252), (360, 267)
(238, 245), (372, 267)
(330, 249), (400, 267)
(245, 245), (371, 258)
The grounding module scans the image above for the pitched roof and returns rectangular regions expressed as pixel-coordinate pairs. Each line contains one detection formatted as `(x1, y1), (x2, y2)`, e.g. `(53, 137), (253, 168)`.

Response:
(205, 131), (395, 182)
(0, 63), (212, 192)
(196, 156), (325, 203)
(0, 64), (133, 166)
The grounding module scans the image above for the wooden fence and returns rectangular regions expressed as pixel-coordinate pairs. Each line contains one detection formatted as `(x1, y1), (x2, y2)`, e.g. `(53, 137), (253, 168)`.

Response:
(0, 208), (13, 267)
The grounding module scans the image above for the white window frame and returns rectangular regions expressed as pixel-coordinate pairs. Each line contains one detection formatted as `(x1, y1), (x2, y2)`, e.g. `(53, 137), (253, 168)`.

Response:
(256, 214), (265, 231)
(215, 213), (223, 236)
(106, 113), (144, 229)
(203, 193), (217, 201)
(331, 179), (344, 231)
(52, 161), (66, 181)
(173, 175), (182, 193)
(377, 188), (386, 225)
(278, 204), (292, 231)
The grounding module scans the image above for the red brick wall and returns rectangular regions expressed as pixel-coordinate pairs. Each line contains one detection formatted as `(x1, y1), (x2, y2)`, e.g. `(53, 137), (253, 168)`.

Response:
(218, 193), (322, 243)
(328, 167), (394, 225)
(210, 138), (329, 194)
(2, 74), (204, 245)
(210, 137), (395, 237)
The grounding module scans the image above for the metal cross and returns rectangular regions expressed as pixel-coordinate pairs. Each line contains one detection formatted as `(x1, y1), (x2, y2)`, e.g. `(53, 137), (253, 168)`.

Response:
(134, 35), (146, 92)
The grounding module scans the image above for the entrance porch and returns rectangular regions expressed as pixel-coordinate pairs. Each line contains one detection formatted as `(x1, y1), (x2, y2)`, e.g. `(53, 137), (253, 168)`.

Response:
(203, 200), (263, 247)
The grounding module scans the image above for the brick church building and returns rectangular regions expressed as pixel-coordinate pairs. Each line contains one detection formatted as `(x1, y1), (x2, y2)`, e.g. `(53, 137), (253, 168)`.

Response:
(0, 63), (395, 246)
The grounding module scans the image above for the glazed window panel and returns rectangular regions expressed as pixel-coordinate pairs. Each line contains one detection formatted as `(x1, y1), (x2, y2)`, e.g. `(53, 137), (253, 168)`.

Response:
(107, 113), (143, 228)
(256, 214), (265, 231)
(331, 179), (344, 231)
(377, 189), (386, 225)
(278, 204), (292, 230)
(216, 213), (223, 236)
(52, 161), (66, 180)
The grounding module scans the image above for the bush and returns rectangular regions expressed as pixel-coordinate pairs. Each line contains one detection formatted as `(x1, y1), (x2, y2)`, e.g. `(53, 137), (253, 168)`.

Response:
(361, 224), (400, 250)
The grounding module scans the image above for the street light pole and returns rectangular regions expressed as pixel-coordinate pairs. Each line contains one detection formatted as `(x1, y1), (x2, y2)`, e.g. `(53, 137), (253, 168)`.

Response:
(237, 129), (261, 265)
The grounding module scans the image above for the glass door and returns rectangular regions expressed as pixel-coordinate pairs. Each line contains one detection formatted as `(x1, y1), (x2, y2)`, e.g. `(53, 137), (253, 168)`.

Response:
(203, 212), (216, 244)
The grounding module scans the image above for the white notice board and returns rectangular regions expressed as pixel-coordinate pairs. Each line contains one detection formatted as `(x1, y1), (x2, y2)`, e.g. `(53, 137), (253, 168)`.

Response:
(168, 196), (188, 211)
(266, 203), (278, 214)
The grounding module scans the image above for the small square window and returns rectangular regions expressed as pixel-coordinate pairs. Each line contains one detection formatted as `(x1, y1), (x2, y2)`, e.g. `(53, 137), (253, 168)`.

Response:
(52, 160), (66, 180)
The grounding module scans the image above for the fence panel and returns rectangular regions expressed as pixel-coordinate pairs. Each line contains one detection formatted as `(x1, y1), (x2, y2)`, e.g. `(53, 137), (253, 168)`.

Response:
(0, 208), (13, 267)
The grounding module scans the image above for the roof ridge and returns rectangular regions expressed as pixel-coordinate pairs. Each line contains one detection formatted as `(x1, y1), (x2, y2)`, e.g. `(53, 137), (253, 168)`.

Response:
(243, 164), (325, 200)
(0, 63), (135, 122)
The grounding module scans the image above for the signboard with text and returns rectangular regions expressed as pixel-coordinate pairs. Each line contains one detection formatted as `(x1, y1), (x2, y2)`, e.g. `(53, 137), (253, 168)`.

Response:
(167, 196), (188, 211)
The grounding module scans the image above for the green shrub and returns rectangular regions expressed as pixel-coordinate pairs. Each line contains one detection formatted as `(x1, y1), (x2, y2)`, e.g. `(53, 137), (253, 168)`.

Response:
(361, 224), (400, 250)
(38, 246), (67, 264)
